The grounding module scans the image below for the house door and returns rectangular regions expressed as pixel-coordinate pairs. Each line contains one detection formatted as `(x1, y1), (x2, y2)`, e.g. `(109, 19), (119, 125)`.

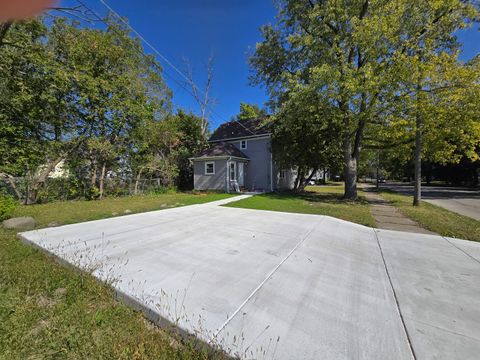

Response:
(238, 162), (244, 186)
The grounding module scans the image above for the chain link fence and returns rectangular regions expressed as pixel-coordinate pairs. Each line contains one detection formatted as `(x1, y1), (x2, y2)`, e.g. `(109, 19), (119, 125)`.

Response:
(0, 176), (175, 204)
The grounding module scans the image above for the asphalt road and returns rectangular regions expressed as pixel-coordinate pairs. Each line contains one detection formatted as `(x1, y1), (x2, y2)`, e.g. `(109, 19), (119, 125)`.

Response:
(381, 183), (480, 220)
(20, 195), (480, 359)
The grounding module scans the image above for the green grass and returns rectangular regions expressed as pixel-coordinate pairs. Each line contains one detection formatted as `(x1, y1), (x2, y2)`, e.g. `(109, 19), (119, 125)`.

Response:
(225, 185), (376, 227)
(13, 192), (233, 228)
(0, 192), (233, 359)
(380, 190), (480, 242)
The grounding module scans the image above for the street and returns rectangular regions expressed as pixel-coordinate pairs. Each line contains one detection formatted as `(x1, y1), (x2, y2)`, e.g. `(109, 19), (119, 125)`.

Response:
(381, 183), (480, 220)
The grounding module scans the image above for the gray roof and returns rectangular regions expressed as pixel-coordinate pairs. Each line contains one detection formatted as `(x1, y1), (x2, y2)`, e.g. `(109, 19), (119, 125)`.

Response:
(192, 142), (249, 159)
(209, 118), (269, 141)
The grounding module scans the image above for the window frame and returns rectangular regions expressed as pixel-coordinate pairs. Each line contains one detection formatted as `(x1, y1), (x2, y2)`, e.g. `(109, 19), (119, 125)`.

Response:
(279, 169), (286, 179)
(240, 140), (247, 150)
(229, 162), (236, 181)
(205, 161), (215, 175)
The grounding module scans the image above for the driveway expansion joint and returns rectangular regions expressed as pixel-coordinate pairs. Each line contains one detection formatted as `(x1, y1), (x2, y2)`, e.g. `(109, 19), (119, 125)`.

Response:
(441, 236), (480, 265)
(373, 228), (417, 360)
(209, 217), (325, 344)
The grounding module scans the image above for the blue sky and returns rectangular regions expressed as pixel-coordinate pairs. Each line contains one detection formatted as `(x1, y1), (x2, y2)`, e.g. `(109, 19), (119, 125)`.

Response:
(59, 1), (478, 131)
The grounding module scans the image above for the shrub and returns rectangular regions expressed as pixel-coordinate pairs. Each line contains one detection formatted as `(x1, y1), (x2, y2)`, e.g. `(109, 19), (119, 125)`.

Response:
(148, 186), (177, 195)
(85, 186), (101, 201)
(0, 194), (17, 221)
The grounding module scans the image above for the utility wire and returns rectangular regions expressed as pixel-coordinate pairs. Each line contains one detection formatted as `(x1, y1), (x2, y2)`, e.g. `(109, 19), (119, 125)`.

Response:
(76, 0), (256, 135)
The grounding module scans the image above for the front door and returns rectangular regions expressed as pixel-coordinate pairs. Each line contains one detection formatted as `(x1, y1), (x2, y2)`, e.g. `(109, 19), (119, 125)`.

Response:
(238, 162), (244, 187)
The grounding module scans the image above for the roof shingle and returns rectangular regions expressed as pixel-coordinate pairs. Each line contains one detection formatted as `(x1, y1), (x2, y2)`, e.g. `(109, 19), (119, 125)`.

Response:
(192, 142), (249, 159)
(209, 118), (269, 141)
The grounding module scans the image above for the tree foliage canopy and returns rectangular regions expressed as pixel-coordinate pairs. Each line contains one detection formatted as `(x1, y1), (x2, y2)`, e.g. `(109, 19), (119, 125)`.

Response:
(0, 16), (204, 203)
(251, 0), (479, 198)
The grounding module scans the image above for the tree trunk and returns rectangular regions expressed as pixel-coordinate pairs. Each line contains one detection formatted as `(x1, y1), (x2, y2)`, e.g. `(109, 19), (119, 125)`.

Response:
(413, 114), (422, 206)
(0, 172), (21, 200)
(134, 168), (143, 195)
(91, 162), (97, 189)
(26, 157), (64, 204)
(98, 162), (106, 199)
(298, 168), (317, 192)
(294, 168), (305, 192)
(343, 138), (358, 200)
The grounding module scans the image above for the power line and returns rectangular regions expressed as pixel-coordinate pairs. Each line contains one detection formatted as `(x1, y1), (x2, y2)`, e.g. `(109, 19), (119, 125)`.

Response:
(75, 0), (204, 106)
(76, 0), (256, 135)
(96, 0), (257, 135)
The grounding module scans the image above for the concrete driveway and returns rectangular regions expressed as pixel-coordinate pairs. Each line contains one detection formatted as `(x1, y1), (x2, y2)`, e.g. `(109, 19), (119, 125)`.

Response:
(382, 183), (480, 220)
(19, 196), (480, 360)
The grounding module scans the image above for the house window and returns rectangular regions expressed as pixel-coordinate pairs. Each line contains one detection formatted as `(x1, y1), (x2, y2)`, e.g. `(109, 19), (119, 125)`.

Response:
(279, 170), (286, 179)
(230, 162), (236, 181)
(240, 140), (247, 149)
(205, 161), (215, 175)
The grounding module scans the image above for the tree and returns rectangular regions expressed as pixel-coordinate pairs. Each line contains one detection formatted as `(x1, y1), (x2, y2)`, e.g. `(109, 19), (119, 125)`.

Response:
(51, 17), (171, 198)
(0, 16), (172, 202)
(184, 55), (214, 137)
(369, 54), (480, 204)
(250, 0), (478, 199)
(410, 57), (480, 205)
(269, 88), (342, 191)
(0, 19), (75, 203)
(129, 116), (180, 194)
(173, 110), (207, 190)
(233, 102), (268, 120)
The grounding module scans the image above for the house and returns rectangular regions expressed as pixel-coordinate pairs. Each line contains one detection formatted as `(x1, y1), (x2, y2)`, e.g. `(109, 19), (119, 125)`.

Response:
(190, 118), (295, 192)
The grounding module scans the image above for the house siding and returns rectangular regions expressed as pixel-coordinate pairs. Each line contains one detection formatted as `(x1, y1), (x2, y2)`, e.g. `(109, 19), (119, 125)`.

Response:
(192, 134), (296, 192)
(273, 164), (296, 190)
(227, 137), (272, 191)
(193, 159), (227, 191)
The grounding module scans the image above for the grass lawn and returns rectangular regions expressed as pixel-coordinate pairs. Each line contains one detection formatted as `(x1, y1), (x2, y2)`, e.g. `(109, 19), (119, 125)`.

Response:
(13, 192), (233, 228)
(380, 190), (480, 242)
(225, 185), (376, 227)
(0, 192), (232, 359)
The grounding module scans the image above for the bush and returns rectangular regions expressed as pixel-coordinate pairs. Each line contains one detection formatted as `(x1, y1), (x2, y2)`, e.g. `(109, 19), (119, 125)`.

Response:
(148, 186), (177, 195)
(0, 194), (17, 221)
(85, 186), (101, 201)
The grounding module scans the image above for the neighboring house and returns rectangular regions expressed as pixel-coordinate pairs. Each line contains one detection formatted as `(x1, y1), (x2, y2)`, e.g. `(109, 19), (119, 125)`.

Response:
(190, 118), (295, 192)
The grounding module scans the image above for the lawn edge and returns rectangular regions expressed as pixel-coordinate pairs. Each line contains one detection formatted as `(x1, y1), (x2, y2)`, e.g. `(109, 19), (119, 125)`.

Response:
(16, 232), (232, 359)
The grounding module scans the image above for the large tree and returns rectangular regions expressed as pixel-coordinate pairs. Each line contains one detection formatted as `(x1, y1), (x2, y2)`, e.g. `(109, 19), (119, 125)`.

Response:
(0, 19), (75, 203)
(49, 17), (171, 198)
(0, 16), (172, 202)
(270, 88), (343, 191)
(250, 0), (478, 199)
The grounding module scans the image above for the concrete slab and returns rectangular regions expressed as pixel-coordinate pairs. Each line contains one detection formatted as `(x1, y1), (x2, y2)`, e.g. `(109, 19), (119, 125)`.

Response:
(375, 229), (480, 359)
(19, 199), (480, 360)
(216, 217), (412, 359)
(444, 237), (480, 264)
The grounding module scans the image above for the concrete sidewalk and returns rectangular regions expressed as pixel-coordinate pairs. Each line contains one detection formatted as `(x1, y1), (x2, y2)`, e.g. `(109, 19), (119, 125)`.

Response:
(364, 189), (435, 234)
(19, 198), (480, 359)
